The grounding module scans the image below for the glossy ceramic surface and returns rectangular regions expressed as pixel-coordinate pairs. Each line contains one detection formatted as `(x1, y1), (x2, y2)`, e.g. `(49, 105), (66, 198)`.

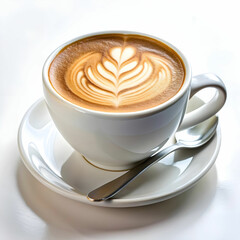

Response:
(18, 98), (220, 207)
(43, 32), (225, 170)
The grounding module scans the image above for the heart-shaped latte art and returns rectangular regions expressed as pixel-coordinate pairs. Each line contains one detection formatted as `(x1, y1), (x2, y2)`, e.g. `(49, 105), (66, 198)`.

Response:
(65, 46), (172, 107)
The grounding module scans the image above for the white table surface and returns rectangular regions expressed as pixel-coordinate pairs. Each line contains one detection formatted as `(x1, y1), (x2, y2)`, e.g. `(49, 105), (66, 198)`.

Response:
(0, 0), (239, 239)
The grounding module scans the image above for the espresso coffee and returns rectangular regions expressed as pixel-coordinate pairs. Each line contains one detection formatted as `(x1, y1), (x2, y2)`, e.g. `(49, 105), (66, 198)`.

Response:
(49, 34), (185, 112)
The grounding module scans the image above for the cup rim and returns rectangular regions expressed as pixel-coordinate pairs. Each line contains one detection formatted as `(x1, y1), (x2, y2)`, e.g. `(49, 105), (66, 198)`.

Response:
(42, 30), (192, 118)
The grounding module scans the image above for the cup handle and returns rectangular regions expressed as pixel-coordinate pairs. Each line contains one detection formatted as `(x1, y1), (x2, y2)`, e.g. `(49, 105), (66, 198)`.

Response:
(178, 73), (227, 131)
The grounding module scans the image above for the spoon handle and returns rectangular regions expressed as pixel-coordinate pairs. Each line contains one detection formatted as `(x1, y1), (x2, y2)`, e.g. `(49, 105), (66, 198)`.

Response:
(87, 143), (182, 202)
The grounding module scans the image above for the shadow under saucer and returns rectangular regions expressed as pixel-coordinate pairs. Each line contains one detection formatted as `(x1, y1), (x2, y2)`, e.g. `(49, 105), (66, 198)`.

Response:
(17, 160), (217, 236)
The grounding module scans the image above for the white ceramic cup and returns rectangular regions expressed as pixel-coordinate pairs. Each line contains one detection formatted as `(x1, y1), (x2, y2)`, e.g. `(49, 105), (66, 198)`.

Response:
(43, 31), (227, 171)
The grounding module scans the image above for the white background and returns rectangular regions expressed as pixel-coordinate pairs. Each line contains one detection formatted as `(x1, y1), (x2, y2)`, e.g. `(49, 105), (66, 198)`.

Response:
(0, 0), (239, 239)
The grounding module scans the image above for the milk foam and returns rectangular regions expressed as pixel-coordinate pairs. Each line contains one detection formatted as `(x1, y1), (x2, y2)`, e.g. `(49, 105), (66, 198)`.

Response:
(65, 46), (172, 107)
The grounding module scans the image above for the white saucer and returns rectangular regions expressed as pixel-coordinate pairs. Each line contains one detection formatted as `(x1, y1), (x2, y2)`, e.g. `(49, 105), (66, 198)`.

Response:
(18, 98), (221, 208)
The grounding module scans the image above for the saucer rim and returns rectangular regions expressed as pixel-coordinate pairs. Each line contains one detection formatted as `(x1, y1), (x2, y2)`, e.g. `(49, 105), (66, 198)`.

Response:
(18, 98), (221, 208)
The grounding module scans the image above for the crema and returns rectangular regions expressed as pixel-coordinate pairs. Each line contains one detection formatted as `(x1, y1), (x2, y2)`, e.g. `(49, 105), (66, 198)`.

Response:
(49, 34), (185, 112)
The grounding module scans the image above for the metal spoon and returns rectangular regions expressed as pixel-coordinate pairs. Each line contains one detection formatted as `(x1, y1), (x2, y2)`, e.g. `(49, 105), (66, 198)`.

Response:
(88, 116), (218, 202)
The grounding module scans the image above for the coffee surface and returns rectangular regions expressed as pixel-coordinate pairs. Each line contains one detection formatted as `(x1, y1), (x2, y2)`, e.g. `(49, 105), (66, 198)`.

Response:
(49, 34), (185, 112)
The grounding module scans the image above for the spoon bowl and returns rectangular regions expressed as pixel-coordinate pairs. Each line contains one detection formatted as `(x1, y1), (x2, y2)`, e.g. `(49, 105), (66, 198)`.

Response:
(176, 116), (218, 148)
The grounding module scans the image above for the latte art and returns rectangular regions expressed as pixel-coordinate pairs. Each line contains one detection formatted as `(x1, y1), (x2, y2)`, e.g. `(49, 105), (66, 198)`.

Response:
(49, 34), (185, 112)
(66, 46), (172, 107)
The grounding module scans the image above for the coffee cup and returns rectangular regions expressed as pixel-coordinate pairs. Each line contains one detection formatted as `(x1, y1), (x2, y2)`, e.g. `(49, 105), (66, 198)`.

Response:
(42, 31), (226, 171)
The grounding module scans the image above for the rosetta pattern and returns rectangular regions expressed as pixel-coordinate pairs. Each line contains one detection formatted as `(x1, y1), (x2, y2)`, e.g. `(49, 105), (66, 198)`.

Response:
(65, 46), (172, 107)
